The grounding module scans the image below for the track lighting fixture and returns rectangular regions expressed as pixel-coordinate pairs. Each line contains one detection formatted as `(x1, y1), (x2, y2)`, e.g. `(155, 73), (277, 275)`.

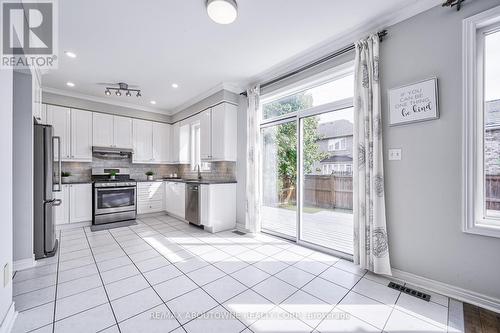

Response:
(103, 82), (141, 98)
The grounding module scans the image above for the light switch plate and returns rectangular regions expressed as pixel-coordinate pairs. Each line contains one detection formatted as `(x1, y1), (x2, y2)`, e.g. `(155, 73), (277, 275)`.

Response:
(388, 148), (402, 161)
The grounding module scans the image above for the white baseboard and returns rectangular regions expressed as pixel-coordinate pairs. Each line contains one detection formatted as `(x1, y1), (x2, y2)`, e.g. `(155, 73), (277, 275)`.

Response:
(13, 257), (35, 272)
(55, 220), (91, 231)
(392, 268), (500, 313)
(0, 302), (17, 333)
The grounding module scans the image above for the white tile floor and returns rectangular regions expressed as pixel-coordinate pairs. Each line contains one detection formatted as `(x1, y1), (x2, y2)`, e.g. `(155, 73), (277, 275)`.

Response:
(12, 214), (461, 333)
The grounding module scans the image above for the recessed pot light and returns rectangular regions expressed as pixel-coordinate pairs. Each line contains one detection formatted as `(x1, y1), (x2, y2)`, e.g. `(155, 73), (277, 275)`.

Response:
(64, 51), (77, 58)
(150, 100), (156, 105)
(66, 82), (75, 87)
(172, 83), (179, 88)
(206, 0), (238, 24)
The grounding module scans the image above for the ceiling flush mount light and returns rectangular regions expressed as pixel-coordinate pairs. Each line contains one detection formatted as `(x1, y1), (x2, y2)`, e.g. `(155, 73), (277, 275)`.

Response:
(206, 0), (238, 24)
(150, 100), (156, 105)
(64, 51), (77, 58)
(104, 82), (141, 98)
(66, 81), (75, 87)
(172, 83), (179, 88)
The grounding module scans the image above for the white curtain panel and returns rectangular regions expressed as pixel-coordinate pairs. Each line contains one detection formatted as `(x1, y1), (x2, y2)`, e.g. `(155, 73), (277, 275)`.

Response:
(353, 35), (392, 275)
(245, 86), (262, 233)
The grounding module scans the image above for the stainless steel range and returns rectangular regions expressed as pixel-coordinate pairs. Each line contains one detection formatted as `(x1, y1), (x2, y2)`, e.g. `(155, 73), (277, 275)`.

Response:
(92, 168), (137, 225)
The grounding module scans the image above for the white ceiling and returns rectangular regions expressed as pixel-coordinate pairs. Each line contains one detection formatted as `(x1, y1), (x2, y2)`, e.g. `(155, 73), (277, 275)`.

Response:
(42, 0), (436, 115)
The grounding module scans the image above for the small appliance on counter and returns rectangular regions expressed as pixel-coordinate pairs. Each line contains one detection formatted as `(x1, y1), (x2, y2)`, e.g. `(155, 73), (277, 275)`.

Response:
(92, 168), (137, 226)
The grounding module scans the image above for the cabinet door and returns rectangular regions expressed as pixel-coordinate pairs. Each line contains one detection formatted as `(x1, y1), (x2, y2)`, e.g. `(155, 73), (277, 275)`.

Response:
(173, 182), (186, 219)
(179, 123), (191, 164)
(71, 109), (93, 161)
(200, 109), (212, 160)
(164, 182), (172, 213)
(69, 184), (92, 223)
(211, 103), (237, 161)
(133, 119), (153, 163)
(153, 122), (170, 163)
(170, 123), (179, 163)
(92, 113), (114, 147)
(113, 116), (133, 149)
(46, 105), (71, 160)
(54, 185), (69, 225)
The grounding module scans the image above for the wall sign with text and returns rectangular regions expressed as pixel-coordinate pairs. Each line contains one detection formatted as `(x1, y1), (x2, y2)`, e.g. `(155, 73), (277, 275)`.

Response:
(388, 78), (439, 126)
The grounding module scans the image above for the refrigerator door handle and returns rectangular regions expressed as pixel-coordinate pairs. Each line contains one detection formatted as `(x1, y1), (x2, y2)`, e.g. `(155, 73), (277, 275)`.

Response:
(53, 136), (62, 192)
(52, 199), (62, 207)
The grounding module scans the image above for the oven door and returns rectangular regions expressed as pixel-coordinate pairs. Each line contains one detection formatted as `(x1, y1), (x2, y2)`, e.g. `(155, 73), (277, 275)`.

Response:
(94, 186), (136, 215)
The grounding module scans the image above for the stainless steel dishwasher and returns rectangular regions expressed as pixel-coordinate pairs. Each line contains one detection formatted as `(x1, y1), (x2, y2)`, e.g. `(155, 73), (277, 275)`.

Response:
(185, 184), (201, 225)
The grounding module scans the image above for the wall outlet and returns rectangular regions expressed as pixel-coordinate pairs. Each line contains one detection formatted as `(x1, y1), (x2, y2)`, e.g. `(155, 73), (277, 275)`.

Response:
(388, 148), (402, 161)
(3, 263), (9, 287)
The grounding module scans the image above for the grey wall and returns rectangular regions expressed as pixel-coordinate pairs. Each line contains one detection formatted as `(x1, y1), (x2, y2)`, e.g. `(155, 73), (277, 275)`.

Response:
(0, 66), (14, 330)
(171, 90), (240, 123)
(43, 92), (171, 123)
(380, 0), (500, 300)
(13, 72), (34, 263)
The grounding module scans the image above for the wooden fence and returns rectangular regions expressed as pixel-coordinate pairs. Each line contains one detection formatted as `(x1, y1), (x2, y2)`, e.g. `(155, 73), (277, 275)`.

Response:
(303, 173), (353, 210)
(486, 175), (500, 210)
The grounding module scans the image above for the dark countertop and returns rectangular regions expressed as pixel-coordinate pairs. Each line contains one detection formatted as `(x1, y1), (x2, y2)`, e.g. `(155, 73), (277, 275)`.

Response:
(136, 179), (237, 185)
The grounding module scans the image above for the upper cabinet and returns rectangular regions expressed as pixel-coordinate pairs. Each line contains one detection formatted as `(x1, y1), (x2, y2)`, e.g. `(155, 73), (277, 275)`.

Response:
(200, 102), (237, 162)
(133, 119), (153, 163)
(114, 116), (133, 149)
(132, 119), (170, 164)
(46, 105), (92, 162)
(92, 113), (132, 149)
(153, 122), (170, 164)
(170, 122), (190, 164)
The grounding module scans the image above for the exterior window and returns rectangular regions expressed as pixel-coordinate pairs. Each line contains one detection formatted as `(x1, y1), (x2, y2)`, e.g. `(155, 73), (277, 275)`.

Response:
(328, 138), (346, 151)
(261, 73), (354, 121)
(463, 6), (500, 237)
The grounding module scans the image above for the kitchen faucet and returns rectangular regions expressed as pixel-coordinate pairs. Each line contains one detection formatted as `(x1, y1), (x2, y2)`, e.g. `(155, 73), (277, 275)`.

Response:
(197, 164), (202, 180)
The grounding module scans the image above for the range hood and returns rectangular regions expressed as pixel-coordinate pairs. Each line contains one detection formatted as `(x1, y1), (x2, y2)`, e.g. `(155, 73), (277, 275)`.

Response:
(92, 146), (133, 155)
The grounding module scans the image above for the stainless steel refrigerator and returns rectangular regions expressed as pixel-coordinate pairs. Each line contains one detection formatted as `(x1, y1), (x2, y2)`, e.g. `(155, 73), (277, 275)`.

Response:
(34, 124), (61, 260)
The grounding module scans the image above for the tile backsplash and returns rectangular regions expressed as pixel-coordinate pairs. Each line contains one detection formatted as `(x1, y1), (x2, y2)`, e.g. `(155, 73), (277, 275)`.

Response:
(58, 154), (236, 182)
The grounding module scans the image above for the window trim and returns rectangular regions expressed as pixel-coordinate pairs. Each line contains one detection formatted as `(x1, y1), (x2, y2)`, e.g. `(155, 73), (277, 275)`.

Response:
(463, 5), (500, 238)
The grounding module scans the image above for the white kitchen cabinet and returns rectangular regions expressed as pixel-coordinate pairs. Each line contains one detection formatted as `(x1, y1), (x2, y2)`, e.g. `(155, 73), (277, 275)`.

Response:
(36, 103), (47, 125)
(133, 119), (153, 163)
(92, 113), (114, 147)
(200, 110), (211, 160)
(200, 103), (237, 162)
(69, 184), (92, 223)
(170, 122), (190, 164)
(71, 109), (93, 161)
(164, 181), (185, 219)
(46, 105), (71, 161)
(153, 122), (170, 163)
(113, 116), (133, 149)
(200, 183), (236, 233)
(47, 105), (93, 162)
(54, 185), (69, 225)
(93, 113), (133, 149)
(137, 182), (164, 214)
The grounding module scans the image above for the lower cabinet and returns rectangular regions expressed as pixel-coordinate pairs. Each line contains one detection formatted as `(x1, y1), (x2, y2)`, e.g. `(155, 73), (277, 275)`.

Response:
(137, 182), (165, 214)
(200, 184), (236, 233)
(54, 183), (92, 225)
(164, 181), (185, 220)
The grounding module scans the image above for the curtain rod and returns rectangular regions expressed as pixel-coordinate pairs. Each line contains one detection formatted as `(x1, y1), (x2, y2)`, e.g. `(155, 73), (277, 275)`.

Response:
(241, 29), (388, 96)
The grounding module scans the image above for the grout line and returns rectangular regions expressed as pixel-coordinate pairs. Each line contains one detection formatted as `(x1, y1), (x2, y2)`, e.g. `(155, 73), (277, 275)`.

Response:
(83, 227), (122, 333)
(51, 229), (62, 333)
(107, 228), (186, 332)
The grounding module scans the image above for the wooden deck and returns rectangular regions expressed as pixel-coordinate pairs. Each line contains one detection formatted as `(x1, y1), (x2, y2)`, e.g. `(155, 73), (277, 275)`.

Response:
(261, 206), (353, 254)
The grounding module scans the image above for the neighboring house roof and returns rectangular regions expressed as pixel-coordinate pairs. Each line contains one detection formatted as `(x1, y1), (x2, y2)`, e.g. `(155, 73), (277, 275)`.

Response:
(320, 155), (353, 163)
(485, 99), (500, 128)
(318, 119), (353, 139)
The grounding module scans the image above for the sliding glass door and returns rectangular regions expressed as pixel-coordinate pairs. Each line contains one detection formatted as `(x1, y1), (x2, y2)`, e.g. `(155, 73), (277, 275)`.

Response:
(299, 108), (354, 254)
(259, 67), (354, 256)
(260, 121), (297, 239)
